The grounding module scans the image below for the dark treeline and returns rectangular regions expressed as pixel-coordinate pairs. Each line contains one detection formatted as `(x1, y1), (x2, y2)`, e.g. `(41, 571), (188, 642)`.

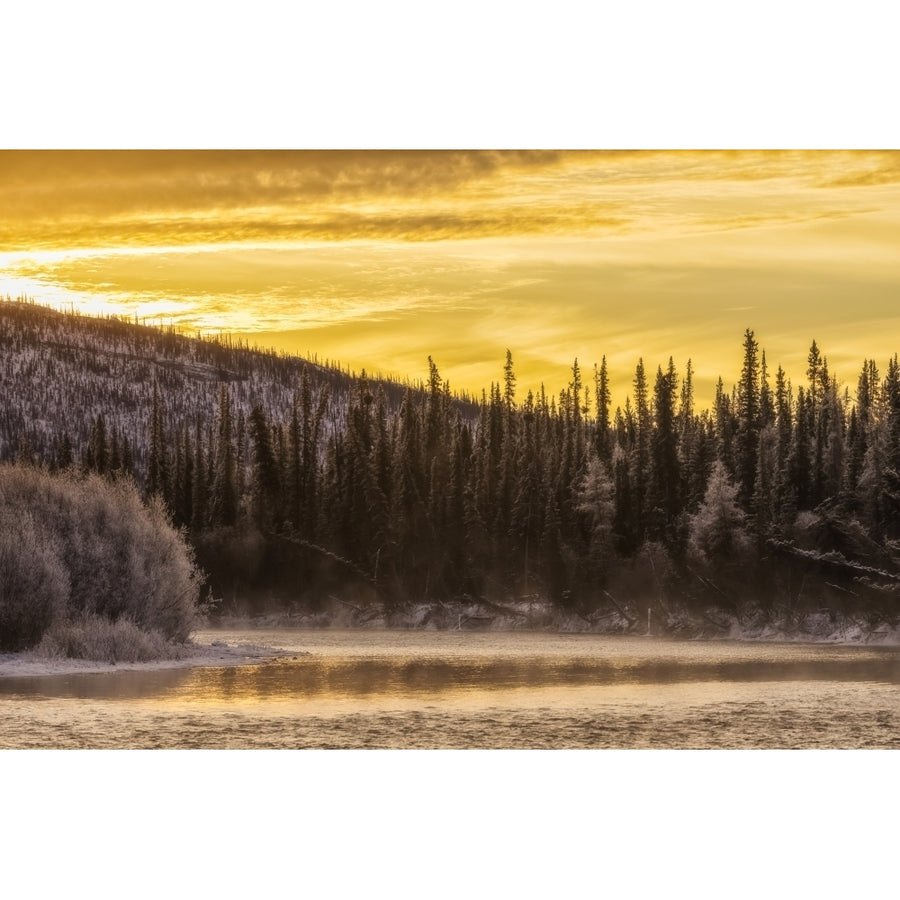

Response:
(4, 299), (900, 628)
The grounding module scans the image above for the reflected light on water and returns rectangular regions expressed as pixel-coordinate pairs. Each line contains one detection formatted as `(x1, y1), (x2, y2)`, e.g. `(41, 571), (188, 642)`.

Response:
(2, 631), (899, 748)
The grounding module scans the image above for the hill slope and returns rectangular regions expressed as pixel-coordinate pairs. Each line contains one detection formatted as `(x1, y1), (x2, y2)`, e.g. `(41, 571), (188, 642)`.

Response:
(0, 299), (447, 476)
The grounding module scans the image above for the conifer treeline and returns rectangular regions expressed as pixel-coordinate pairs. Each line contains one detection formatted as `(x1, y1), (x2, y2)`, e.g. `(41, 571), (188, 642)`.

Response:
(5, 299), (900, 622)
(47, 332), (900, 620)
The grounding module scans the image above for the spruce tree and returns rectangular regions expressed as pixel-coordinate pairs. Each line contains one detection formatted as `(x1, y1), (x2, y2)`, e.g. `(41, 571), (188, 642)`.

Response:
(594, 356), (612, 465)
(147, 382), (169, 502)
(249, 404), (281, 530)
(649, 359), (681, 546)
(631, 358), (651, 544)
(735, 328), (760, 506)
(211, 384), (238, 527)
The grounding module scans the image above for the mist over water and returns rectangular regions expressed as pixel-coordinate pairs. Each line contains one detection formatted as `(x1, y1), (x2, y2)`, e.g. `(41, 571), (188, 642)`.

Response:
(2, 630), (898, 748)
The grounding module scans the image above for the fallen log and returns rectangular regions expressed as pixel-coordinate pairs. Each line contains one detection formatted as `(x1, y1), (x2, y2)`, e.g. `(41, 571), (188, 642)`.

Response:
(601, 589), (637, 626)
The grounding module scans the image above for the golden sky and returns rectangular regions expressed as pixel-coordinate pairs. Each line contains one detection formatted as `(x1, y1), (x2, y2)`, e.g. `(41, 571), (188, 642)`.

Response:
(2, 149), (900, 406)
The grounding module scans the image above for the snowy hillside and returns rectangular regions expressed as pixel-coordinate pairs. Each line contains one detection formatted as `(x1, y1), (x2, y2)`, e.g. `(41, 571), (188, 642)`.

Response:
(0, 298), (428, 479)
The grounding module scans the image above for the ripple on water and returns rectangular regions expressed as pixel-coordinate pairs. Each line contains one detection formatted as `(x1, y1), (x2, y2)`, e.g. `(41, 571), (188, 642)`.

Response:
(2, 631), (899, 748)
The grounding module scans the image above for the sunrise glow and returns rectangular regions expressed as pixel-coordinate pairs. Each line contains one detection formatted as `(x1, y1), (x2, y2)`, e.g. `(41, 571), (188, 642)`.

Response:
(3, 149), (900, 403)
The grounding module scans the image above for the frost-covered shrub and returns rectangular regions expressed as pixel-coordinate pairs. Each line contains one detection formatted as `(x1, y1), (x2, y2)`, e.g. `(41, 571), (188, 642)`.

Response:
(123, 493), (206, 640)
(576, 457), (616, 565)
(53, 480), (203, 640)
(0, 463), (204, 652)
(35, 614), (186, 663)
(0, 506), (70, 650)
(688, 461), (751, 563)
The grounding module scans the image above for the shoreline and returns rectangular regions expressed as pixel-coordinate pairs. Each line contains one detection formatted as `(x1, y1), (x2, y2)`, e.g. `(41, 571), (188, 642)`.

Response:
(211, 600), (900, 647)
(2, 611), (898, 680)
(0, 638), (294, 679)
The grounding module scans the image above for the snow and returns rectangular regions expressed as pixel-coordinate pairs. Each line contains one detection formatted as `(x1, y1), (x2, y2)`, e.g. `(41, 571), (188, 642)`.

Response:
(216, 599), (900, 645)
(0, 637), (293, 678)
(3, 604), (895, 681)
(723, 614), (900, 645)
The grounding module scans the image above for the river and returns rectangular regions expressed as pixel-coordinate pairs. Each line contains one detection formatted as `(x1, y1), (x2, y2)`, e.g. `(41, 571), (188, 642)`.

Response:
(1, 629), (898, 748)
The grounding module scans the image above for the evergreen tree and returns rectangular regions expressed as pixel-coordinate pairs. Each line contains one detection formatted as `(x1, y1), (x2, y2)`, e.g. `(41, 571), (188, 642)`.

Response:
(735, 328), (760, 506)
(503, 348), (516, 410)
(177, 424), (194, 529)
(649, 359), (681, 547)
(85, 413), (109, 475)
(688, 460), (751, 563)
(714, 376), (736, 478)
(211, 384), (238, 527)
(759, 350), (774, 430)
(791, 386), (813, 512)
(147, 382), (169, 502)
(773, 366), (795, 531)
(807, 339), (823, 414)
(53, 432), (74, 472)
(109, 426), (122, 475)
(847, 360), (872, 495)
(191, 416), (208, 531)
(631, 358), (651, 545)
(879, 355), (900, 535)
(594, 357), (612, 465)
(249, 404), (281, 530)
(576, 454), (616, 586)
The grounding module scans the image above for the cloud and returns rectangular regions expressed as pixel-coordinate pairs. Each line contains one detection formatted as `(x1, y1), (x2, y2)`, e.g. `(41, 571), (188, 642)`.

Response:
(5, 149), (893, 251)
(0, 150), (642, 249)
(0, 149), (569, 213)
(5, 151), (900, 407)
(793, 150), (900, 189)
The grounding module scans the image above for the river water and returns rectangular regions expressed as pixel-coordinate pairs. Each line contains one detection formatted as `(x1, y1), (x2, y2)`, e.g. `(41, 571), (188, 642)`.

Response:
(1, 629), (899, 748)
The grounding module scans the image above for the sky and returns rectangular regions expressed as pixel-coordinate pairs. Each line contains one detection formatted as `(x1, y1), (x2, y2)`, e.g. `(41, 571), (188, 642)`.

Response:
(3, 149), (900, 408)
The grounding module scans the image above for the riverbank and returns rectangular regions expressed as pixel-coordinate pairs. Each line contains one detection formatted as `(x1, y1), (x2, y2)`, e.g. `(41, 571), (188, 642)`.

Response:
(3, 601), (896, 681)
(214, 596), (900, 645)
(0, 637), (296, 678)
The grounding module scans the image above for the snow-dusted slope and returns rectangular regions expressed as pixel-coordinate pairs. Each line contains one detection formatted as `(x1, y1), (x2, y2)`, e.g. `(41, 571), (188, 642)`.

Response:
(0, 299), (417, 480)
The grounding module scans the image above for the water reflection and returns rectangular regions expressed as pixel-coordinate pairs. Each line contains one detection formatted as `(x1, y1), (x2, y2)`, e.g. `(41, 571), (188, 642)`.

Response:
(0, 666), (197, 701)
(3, 638), (899, 706)
(2, 632), (900, 748)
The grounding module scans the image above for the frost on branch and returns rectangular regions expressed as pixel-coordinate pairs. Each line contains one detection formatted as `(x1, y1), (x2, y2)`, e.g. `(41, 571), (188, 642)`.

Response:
(688, 461), (751, 564)
(0, 463), (204, 653)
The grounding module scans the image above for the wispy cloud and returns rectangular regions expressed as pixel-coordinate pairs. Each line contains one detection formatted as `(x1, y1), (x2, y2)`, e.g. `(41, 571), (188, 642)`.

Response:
(3, 150), (896, 251)
(4, 151), (900, 400)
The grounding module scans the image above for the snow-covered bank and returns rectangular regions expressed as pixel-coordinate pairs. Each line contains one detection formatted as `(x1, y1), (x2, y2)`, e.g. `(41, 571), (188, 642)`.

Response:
(212, 597), (900, 646)
(0, 639), (295, 679)
(717, 610), (900, 645)
(2, 607), (896, 681)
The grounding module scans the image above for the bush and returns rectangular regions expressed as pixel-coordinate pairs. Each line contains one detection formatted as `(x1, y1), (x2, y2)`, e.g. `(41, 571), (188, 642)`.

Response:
(0, 464), (204, 652)
(0, 507), (70, 650)
(35, 614), (188, 663)
(688, 461), (752, 563)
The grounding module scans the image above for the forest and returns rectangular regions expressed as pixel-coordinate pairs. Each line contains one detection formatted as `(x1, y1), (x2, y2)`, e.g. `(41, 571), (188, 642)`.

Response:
(3, 298), (900, 634)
